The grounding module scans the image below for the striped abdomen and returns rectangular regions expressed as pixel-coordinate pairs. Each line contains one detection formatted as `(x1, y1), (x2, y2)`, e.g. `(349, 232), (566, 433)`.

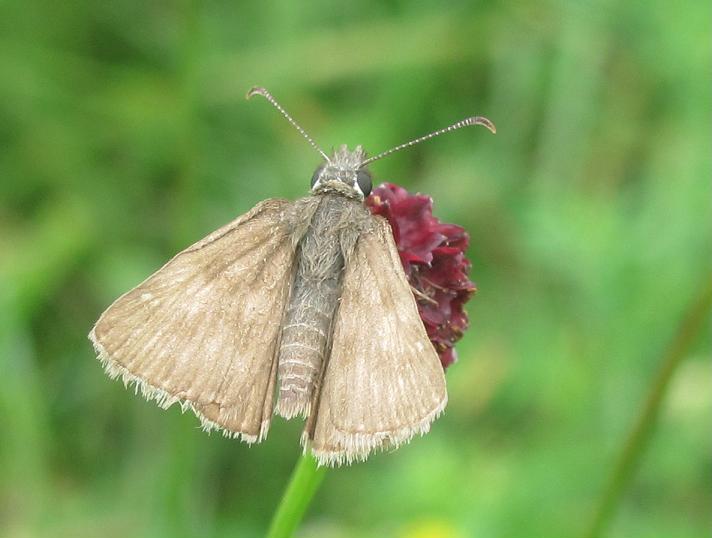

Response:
(276, 196), (346, 419)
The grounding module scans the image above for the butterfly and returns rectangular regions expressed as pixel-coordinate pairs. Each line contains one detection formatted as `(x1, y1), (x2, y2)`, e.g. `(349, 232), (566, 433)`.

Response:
(89, 87), (495, 466)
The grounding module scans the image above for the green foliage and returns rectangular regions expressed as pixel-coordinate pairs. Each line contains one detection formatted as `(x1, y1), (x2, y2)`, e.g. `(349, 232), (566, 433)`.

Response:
(0, 1), (709, 537)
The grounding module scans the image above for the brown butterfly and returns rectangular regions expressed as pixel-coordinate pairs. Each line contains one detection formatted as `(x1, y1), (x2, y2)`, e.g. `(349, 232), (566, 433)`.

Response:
(89, 87), (495, 466)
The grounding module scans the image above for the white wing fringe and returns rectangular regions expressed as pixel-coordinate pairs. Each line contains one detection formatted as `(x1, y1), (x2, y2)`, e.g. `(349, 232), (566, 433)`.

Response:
(302, 395), (448, 467)
(89, 327), (271, 445)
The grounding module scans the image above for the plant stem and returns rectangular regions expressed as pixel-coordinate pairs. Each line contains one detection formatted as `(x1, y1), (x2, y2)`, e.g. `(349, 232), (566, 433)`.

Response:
(583, 279), (712, 538)
(266, 452), (327, 538)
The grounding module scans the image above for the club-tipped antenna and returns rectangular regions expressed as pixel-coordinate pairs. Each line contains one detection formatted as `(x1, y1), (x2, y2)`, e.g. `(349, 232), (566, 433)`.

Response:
(360, 115), (496, 167)
(247, 86), (330, 163)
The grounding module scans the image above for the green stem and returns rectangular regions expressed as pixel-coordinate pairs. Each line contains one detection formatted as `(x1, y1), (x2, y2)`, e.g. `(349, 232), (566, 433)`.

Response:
(583, 279), (712, 538)
(266, 452), (327, 538)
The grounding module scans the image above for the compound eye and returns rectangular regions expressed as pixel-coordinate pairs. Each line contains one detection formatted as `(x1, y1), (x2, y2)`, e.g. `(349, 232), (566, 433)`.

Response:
(311, 165), (324, 187)
(356, 169), (372, 196)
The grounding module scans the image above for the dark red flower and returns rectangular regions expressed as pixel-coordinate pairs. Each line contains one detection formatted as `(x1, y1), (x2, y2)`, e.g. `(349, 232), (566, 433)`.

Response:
(366, 183), (476, 368)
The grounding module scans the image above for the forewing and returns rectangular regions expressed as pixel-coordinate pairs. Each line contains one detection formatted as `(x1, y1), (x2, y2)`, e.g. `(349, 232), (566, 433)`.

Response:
(308, 216), (447, 465)
(90, 199), (296, 443)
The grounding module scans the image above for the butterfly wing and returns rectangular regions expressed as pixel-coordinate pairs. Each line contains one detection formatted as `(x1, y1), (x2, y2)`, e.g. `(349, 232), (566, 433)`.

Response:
(90, 199), (296, 443)
(307, 215), (447, 465)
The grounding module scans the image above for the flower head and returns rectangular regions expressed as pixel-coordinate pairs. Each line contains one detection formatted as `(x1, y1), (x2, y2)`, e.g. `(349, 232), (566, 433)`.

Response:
(366, 183), (476, 368)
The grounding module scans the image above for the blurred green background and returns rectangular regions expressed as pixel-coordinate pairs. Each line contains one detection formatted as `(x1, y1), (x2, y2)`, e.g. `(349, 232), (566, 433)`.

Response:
(1, 1), (709, 537)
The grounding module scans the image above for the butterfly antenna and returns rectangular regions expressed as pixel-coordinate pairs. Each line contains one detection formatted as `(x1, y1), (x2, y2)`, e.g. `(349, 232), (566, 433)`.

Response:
(247, 87), (331, 163)
(360, 115), (496, 167)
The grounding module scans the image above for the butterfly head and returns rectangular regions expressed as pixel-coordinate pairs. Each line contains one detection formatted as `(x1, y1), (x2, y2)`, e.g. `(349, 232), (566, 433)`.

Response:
(247, 86), (495, 201)
(310, 145), (372, 199)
